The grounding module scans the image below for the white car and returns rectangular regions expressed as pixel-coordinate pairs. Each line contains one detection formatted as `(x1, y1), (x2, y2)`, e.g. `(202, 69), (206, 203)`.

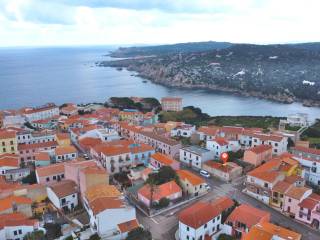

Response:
(204, 183), (211, 191)
(200, 170), (210, 178)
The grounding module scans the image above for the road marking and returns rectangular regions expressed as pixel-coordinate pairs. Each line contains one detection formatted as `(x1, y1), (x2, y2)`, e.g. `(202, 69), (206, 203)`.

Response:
(151, 217), (159, 224)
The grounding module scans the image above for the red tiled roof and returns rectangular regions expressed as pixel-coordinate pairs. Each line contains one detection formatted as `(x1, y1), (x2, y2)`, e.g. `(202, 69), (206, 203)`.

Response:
(36, 163), (65, 177)
(179, 196), (234, 229)
(248, 144), (272, 154)
(0, 212), (38, 229)
(214, 137), (229, 146)
(55, 145), (77, 156)
(151, 153), (175, 166)
(226, 204), (270, 228)
(198, 126), (219, 136)
(118, 219), (139, 233)
(48, 180), (77, 198)
(298, 193), (320, 209)
(18, 141), (58, 151)
(293, 146), (320, 155)
(138, 180), (181, 202)
(0, 130), (16, 139)
(0, 195), (32, 212)
(285, 186), (311, 200)
(177, 170), (205, 186)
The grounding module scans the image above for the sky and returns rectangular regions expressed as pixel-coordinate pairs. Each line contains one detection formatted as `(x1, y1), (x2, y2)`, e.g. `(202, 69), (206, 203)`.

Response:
(0, 0), (319, 47)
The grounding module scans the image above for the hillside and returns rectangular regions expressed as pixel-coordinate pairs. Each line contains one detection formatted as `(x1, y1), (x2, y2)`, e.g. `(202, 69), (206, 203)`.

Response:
(100, 42), (320, 106)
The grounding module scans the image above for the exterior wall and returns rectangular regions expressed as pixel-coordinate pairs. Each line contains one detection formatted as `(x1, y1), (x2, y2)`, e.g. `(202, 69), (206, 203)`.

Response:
(47, 187), (78, 210)
(79, 172), (109, 197)
(179, 148), (214, 169)
(179, 214), (222, 240)
(251, 137), (288, 156)
(131, 150), (155, 166)
(243, 149), (272, 166)
(179, 179), (206, 197)
(150, 158), (180, 171)
(36, 172), (65, 185)
(25, 107), (59, 122)
(203, 164), (242, 182)
(0, 166), (18, 175)
(138, 191), (182, 207)
(171, 126), (196, 138)
(294, 156), (320, 186)
(4, 225), (36, 240)
(102, 152), (132, 174)
(0, 136), (18, 154)
(206, 141), (229, 159)
(55, 152), (77, 162)
(161, 100), (182, 112)
(284, 190), (312, 217)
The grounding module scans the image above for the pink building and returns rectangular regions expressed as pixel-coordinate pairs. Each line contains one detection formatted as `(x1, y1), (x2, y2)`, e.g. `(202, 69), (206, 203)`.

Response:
(283, 186), (312, 218)
(150, 153), (180, 170)
(243, 144), (273, 166)
(35, 163), (65, 185)
(18, 141), (57, 165)
(64, 160), (97, 186)
(296, 193), (320, 229)
(79, 166), (108, 197)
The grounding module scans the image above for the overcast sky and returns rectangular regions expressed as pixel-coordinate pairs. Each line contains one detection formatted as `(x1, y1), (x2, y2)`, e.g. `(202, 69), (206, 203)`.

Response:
(0, 0), (319, 47)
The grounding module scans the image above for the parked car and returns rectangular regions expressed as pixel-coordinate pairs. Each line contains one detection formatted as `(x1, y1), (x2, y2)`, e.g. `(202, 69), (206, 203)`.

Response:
(200, 170), (210, 178)
(204, 183), (211, 191)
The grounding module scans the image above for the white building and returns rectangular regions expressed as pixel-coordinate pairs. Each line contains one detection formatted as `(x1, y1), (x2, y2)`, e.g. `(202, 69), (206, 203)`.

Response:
(17, 130), (56, 145)
(54, 146), (78, 162)
(0, 212), (41, 240)
(251, 133), (288, 156)
(206, 138), (240, 159)
(47, 180), (78, 211)
(171, 124), (196, 138)
(79, 128), (120, 142)
(180, 146), (214, 169)
(285, 113), (309, 127)
(178, 196), (234, 240)
(23, 103), (59, 122)
(1, 111), (25, 128)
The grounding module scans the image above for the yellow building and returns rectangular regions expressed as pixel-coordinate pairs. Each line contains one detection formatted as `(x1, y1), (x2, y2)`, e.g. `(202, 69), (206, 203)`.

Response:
(0, 130), (17, 154)
(56, 133), (71, 146)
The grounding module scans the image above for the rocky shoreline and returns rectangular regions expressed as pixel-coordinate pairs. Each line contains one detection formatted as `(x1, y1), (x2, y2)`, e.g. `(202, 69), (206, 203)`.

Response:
(99, 61), (320, 108)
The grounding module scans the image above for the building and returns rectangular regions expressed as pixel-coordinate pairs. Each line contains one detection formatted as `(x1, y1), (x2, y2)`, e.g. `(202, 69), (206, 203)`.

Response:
(83, 184), (137, 237)
(296, 193), (320, 229)
(0, 212), (40, 240)
(0, 195), (33, 217)
(79, 166), (109, 197)
(206, 137), (241, 159)
(178, 196), (234, 240)
(138, 180), (182, 207)
(56, 133), (71, 147)
(60, 103), (78, 116)
(161, 97), (182, 112)
(283, 186), (312, 218)
(279, 113), (309, 128)
(180, 146), (214, 169)
(292, 146), (320, 161)
(243, 144), (273, 167)
(5, 168), (30, 182)
(18, 141), (57, 165)
(0, 130), (17, 154)
(54, 146), (78, 162)
(197, 126), (220, 141)
(170, 124), (196, 138)
(0, 154), (20, 176)
(177, 170), (206, 197)
(225, 204), (270, 239)
(47, 180), (78, 211)
(34, 152), (51, 167)
(203, 161), (243, 182)
(149, 152), (180, 170)
(137, 131), (181, 158)
(64, 160), (98, 186)
(23, 103), (59, 122)
(35, 163), (65, 185)
(243, 221), (302, 240)
(251, 133), (288, 156)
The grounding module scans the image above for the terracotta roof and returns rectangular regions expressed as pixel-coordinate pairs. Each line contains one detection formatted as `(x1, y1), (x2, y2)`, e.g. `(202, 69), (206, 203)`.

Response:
(227, 204), (270, 228)
(272, 181), (292, 194)
(79, 137), (102, 149)
(179, 196), (234, 229)
(248, 144), (272, 154)
(34, 152), (51, 161)
(284, 175), (304, 184)
(204, 161), (235, 173)
(247, 159), (282, 183)
(80, 166), (106, 175)
(36, 163), (65, 177)
(214, 137), (229, 146)
(0, 156), (19, 168)
(298, 193), (320, 210)
(244, 221), (302, 240)
(151, 153), (175, 166)
(55, 145), (77, 156)
(285, 186), (311, 200)
(0, 212), (38, 230)
(138, 180), (181, 202)
(220, 126), (244, 134)
(177, 170), (205, 186)
(89, 196), (124, 215)
(140, 131), (180, 146)
(48, 180), (77, 198)
(252, 133), (284, 142)
(18, 141), (58, 151)
(161, 97), (182, 102)
(197, 126), (219, 136)
(101, 145), (131, 156)
(293, 146), (320, 156)
(56, 133), (70, 140)
(0, 130), (16, 139)
(85, 184), (121, 202)
(118, 219), (139, 233)
(0, 195), (32, 212)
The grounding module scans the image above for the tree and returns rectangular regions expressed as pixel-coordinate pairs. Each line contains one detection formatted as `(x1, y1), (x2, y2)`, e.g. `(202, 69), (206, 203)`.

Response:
(217, 234), (236, 240)
(23, 230), (45, 240)
(146, 166), (178, 185)
(22, 171), (37, 184)
(126, 227), (152, 240)
(89, 233), (101, 240)
(158, 197), (170, 208)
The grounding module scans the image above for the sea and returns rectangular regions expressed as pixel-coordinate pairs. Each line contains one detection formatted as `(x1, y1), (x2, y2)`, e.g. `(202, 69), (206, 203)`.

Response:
(0, 46), (320, 122)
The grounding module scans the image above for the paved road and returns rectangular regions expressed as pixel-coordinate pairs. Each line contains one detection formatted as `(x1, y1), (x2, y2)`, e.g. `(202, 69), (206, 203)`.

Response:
(136, 168), (320, 240)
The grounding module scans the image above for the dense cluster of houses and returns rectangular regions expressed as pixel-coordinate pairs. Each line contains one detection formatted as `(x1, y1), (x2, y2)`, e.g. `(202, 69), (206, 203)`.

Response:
(0, 99), (319, 239)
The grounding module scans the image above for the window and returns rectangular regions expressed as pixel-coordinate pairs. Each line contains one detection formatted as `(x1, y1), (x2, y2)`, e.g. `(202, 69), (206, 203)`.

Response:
(46, 177), (50, 182)
(14, 230), (18, 235)
(18, 230), (22, 234)
(288, 198), (291, 203)
(212, 218), (215, 223)
(187, 226), (189, 231)
(204, 223), (207, 228)
(212, 227), (215, 232)
(264, 183), (268, 188)
(53, 176), (56, 180)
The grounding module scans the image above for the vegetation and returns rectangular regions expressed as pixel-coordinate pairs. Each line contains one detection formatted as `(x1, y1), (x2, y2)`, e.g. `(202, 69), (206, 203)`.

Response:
(208, 116), (283, 129)
(126, 227), (152, 240)
(227, 150), (244, 162)
(146, 166), (179, 186)
(107, 97), (160, 113)
(23, 230), (45, 240)
(158, 197), (170, 208)
(301, 119), (320, 148)
(217, 234), (236, 240)
(159, 106), (210, 126)
(89, 233), (101, 240)
(44, 223), (62, 239)
(22, 171), (37, 184)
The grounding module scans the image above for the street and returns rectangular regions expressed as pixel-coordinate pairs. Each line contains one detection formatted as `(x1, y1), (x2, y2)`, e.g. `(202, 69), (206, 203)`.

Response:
(136, 169), (320, 240)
